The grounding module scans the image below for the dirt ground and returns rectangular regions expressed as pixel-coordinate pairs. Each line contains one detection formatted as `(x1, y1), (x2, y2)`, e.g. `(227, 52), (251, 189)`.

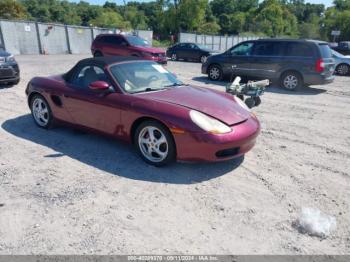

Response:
(0, 55), (349, 254)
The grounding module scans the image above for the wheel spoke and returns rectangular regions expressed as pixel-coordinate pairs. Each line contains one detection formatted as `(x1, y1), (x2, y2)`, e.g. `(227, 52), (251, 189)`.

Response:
(153, 147), (166, 158)
(147, 127), (156, 141)
(156, 135), (166, 146)
(140, 138), (149, 144)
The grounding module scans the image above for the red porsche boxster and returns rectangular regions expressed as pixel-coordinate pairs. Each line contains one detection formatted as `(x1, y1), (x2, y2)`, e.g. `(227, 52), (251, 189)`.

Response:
(26, 57), (260, 166)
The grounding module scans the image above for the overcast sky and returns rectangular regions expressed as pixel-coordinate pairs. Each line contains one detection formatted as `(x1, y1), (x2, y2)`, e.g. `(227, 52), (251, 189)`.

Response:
(70, 0), (334, 8)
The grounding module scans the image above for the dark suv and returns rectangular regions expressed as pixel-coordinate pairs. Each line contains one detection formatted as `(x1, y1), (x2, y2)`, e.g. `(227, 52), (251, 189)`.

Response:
(91, 34), (167, 64)
(0, 49), (20, 86)
(202, 39), (335, 91)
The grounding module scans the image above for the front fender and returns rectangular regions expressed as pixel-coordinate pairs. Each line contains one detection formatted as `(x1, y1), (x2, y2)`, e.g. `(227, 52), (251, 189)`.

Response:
(119, 97), (202, 142)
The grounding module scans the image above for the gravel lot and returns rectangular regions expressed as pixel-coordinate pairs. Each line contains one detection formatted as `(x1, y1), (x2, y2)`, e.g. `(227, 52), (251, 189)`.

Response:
(0, 55), (349, 254)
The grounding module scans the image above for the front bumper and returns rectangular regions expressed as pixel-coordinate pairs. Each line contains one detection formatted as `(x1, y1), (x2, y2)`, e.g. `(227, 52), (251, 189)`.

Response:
(202, 63), (209, 74)
(144, 55), (167, 65)
(0, 63), (20, 83)
(174, 116), (260, 162)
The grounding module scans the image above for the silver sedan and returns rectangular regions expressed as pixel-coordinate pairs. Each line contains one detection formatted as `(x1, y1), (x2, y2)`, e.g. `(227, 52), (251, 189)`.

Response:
(332, 50), (350, 76)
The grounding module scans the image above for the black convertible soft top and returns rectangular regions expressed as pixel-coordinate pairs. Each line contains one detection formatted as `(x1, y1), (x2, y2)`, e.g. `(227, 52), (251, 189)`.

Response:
(64, 56), (141, 81)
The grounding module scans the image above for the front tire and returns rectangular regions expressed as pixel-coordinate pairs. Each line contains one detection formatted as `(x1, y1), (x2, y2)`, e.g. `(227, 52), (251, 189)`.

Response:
(30, 94), (53, 129)
(280, 71), (303, 91)
(336, 64), (349, 76)
(200, 55), (208, 64)
(134, 120), (176, 167)
(171, 53), (178, 61)
(208, 65), (223, 81)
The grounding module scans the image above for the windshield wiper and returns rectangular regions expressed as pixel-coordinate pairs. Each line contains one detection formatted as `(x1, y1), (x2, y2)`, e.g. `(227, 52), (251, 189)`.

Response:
(163, 83), (187, 88)
(131, 87), (167, 94)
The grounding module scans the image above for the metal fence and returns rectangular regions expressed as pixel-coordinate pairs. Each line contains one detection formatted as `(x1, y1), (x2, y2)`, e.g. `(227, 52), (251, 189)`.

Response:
(0, 19), (153, 55)
(179, 32), (262, 52)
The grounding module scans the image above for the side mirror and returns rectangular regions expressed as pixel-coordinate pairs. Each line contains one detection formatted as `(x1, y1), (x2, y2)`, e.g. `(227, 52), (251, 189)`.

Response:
(89, 81), (110, 91)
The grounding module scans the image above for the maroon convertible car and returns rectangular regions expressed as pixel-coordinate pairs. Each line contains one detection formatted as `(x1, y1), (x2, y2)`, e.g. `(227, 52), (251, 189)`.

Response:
(26, 57), (260, 166)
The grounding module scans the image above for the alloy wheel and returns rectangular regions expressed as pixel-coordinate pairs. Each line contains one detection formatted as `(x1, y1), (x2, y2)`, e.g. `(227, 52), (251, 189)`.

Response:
(283, 75), (298, 90)
(209, 66), (221, 80)
(171, 53), (177, 61)
(138, 126), (169, 163)
(200, 55), (208, 64)
(337, 64), (349, 75)
(32, 97), (50, 127)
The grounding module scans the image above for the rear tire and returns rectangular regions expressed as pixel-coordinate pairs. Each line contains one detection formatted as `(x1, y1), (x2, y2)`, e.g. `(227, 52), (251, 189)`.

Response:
(208, 65), (223, 81)
(280, 71), (303, 91)
(336, 63), (349, 76)
(30, 94), (53, 129)
(134, 120), (176, 167)
(245, 98), (255, 109)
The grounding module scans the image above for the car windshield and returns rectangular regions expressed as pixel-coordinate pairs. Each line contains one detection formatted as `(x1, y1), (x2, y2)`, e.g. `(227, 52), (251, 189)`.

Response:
(197, 44), (211, 50)
(110, 61), (184, 94)
(125, 36), (150, 47)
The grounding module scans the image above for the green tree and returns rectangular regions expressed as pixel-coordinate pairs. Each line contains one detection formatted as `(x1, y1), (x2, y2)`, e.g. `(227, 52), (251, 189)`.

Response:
(323, 3), (350, 41)
(0, 0), (27, 19)
(89, 9), (131, 29)
(197, 22), (221, 34)
(76, 1), (102, 26)
(177, 0), (208, 32)
(22, 0), (50, 22)
(218, 12), (246, 34)
(124, 6), (148, 30)
(255, 0), (298, 37)
(334, 0), (350, 10)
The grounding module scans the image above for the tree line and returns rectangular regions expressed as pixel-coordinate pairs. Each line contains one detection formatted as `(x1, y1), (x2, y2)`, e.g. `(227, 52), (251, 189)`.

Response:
(0, 0), (349, 41)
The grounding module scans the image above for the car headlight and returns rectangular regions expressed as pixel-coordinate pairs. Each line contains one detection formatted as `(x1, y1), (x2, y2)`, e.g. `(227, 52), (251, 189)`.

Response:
(189, 110), (231, 134)
(234, 96), (250, 112)
(5, 55), (15, 62)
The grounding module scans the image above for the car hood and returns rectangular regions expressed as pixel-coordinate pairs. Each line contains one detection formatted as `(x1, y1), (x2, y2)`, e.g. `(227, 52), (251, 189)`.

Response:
(136, 85), (250, 126)
(208, 52), (224, 59)
(132, 45), (165, 54)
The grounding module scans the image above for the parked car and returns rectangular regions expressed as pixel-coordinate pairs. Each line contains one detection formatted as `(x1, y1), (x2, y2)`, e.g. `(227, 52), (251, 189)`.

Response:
(202, 39), (335, 91)
(331, 41), (350, 56)
(332, 50), (350, 76)
(0, 50), (20, 85)
(166, 42), (218, 63)
(91, 34), (167, 64)
(26, 57), (260, 166)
